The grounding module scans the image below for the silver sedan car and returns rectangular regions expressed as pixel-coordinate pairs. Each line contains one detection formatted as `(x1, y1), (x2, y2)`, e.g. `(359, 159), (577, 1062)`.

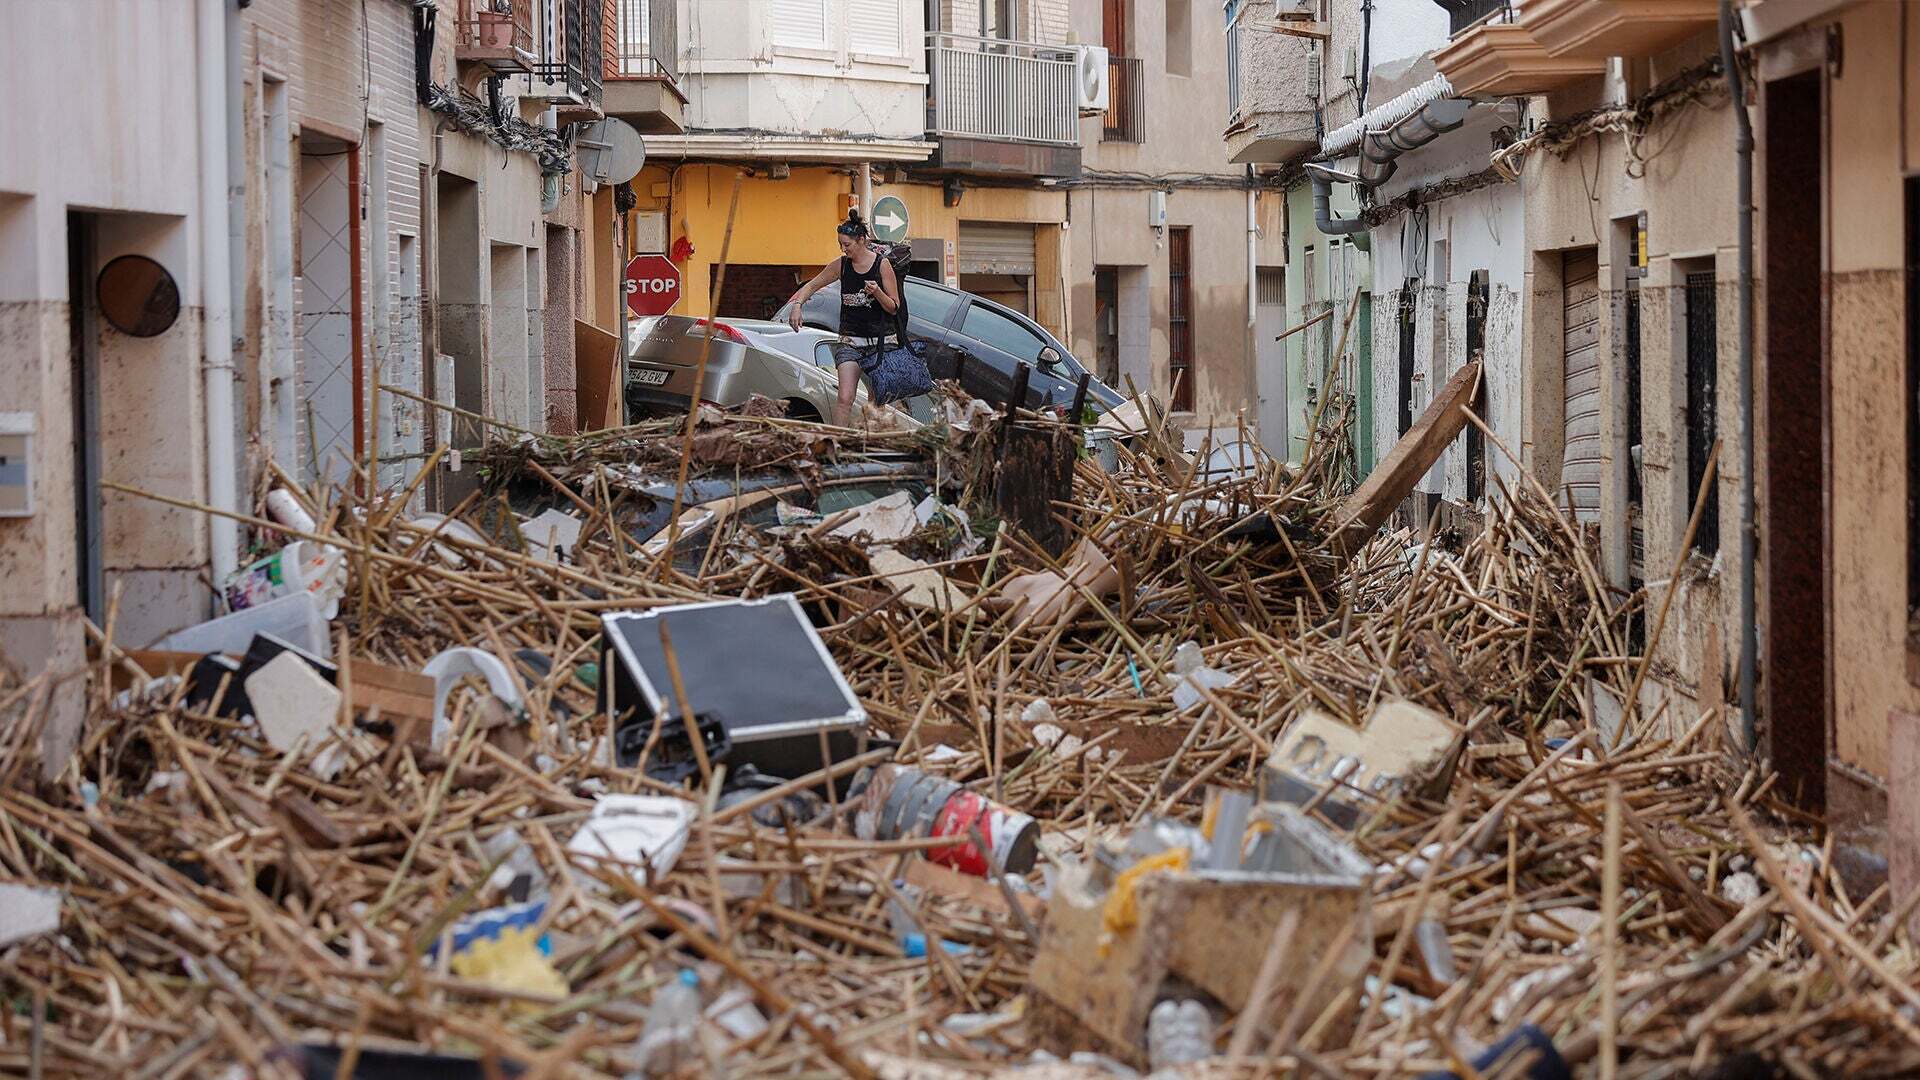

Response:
(624, 314), (926, 425)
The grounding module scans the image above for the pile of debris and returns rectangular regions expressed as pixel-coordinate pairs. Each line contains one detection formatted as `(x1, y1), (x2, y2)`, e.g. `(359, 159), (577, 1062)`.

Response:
(3, 389), (1918, 1079)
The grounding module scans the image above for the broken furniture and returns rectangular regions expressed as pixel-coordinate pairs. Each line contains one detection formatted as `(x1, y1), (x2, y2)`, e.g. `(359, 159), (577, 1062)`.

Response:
(1029, 803), (1374, 1066)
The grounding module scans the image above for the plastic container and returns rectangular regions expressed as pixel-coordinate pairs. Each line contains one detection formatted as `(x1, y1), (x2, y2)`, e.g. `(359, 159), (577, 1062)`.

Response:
(225, 540), (347, 620)
(631, 969), (702, 1078)
(150, 590), (333, 660)
(1147, 999), (1214, 1069)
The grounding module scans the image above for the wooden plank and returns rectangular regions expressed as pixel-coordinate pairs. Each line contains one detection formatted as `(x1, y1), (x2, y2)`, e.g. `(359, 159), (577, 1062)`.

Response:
(574, 319), (623, 431)
(1328, 360), (1481, 557)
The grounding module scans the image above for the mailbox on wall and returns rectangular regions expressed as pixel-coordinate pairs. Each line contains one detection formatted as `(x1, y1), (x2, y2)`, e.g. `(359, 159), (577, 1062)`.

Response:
(0, 412), (33, 517)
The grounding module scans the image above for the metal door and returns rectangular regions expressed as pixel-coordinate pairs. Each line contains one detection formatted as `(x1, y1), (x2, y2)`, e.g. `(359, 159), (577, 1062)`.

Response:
(1560, 248), (1602, 523)
(957, 221), (1036, 276)
(1254, 268), (1287, 454)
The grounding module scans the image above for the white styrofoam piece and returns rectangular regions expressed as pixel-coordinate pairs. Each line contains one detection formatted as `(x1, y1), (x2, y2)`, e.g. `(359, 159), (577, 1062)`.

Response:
(523, 508), (584, 563)
(0, 883), (61, 947)
(565, 795), (698, 887)
(243, 651), (345, 781)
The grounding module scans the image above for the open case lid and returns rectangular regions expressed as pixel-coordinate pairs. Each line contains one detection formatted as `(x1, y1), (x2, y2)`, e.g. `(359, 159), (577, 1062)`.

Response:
(601, 594), (866, 740)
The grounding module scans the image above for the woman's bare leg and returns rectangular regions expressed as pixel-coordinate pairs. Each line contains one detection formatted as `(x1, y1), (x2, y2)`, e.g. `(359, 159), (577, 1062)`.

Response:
(834, 361), (862, 428)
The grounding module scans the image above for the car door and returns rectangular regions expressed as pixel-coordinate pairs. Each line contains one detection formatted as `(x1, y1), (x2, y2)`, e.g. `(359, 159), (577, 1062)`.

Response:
(950, 300), (1083, 409)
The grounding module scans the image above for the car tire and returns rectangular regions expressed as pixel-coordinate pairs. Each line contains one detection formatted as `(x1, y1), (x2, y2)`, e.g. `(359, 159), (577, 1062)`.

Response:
(784, 398), (823, 423)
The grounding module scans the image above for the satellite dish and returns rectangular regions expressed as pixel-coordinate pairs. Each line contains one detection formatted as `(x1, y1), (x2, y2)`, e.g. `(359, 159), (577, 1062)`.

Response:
(575, 118), (646, 187)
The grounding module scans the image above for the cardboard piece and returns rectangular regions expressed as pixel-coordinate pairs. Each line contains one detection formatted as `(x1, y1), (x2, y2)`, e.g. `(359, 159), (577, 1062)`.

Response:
(574, 319), (623, 431)
(1260, 698), (1465, 826)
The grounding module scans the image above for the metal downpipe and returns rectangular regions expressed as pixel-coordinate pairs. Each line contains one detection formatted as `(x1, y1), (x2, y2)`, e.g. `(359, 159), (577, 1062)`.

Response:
(1720, 0), (1758, 752)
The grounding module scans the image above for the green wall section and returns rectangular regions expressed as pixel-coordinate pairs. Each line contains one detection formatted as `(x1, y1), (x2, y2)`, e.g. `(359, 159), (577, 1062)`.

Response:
(1280, 179), (1371, 473)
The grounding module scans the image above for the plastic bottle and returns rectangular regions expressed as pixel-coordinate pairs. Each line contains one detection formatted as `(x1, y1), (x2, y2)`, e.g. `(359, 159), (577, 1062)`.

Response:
(631, 969), (702, 1078)
(1147, 998), (1214, 1069)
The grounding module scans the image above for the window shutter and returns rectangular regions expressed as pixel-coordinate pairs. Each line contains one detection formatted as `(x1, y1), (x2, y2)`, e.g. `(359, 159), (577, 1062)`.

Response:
(769, 0), (830, 48)
(848, 0), (902, 55)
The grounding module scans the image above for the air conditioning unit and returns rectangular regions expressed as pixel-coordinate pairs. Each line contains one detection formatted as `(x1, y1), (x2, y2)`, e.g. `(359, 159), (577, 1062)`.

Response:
(1273, 0), (1316, 17)
(1075, 44), (1111, 114)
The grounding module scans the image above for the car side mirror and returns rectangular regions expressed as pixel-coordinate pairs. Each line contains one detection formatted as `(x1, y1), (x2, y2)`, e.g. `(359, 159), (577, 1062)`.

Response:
(1038, 346), (1062, 370)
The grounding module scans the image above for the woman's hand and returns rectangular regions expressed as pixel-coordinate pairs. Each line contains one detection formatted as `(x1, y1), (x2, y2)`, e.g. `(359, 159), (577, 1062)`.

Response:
(788, 301), (804, 331)
(862, 281), (882, 300)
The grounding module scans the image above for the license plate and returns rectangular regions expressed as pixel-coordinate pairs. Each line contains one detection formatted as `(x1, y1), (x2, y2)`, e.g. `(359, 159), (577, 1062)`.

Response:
(632, 366), (671, 386)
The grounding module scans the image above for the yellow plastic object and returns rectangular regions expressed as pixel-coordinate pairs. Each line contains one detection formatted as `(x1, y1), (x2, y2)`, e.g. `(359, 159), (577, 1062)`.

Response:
(1099, 847), (1190, 956)
(449, 926), (569, 1002)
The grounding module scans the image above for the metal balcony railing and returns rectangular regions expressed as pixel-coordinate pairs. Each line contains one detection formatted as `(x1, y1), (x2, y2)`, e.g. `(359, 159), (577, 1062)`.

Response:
(456, 0), (535, 73)
(611, 0), (679, 83)
(1103, 55), (1143, 142)
(533, 0), (602, 103)
(927, 32), (1079, 147)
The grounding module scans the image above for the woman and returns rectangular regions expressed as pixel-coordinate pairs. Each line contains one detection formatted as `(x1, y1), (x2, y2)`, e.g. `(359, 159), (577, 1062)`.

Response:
(787, 209), (902, 427)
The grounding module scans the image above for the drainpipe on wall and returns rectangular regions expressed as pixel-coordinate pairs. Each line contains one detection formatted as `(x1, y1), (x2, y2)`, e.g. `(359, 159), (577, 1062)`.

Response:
(1247, 167), (1258, 328)
(1308, 165), (1369, 237)
(1720, 0), (1758, 752)
(198, 0), (240, 588)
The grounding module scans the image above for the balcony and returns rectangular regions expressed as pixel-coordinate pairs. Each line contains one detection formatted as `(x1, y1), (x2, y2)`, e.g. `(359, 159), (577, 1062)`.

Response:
(604, 0), (687, 134)
(1222, 10), (1318, 164)
(1432, 8), (1605, 97)
(1103, 56), (1144, 143)
(927, 33), (1081, 178)
(1525, 0), (1720, 60)
(456, 0), (535, 75)
(525, 0), (603, 121)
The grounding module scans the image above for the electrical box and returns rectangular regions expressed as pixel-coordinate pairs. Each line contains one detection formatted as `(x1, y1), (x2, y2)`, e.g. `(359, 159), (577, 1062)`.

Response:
(1148, 190), (1167, 229)
(0, 413), (33, 517)
(634, 211), (667, 254)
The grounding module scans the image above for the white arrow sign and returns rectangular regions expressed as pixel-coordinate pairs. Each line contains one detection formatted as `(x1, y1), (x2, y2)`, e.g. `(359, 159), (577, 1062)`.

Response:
(874, 210), (905, 232)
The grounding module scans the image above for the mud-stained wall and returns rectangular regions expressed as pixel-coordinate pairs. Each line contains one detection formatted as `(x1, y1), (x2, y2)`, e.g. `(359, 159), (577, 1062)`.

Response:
(1823, 2), (1920, 787)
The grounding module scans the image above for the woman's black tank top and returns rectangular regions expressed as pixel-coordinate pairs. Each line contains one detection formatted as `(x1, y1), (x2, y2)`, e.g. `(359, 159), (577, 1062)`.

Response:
(839, 253), (888, 339)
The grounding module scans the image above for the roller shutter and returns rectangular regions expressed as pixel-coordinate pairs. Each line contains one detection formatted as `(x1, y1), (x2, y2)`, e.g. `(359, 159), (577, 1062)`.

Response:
(957, 221), (1036, 277)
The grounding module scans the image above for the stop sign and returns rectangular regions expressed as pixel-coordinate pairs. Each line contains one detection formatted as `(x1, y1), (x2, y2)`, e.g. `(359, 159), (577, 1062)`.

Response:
(624, 254), (682, 317)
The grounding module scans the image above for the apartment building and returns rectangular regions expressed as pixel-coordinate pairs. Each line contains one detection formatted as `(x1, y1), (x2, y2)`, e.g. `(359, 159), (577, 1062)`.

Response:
(0, 0), (636, 776)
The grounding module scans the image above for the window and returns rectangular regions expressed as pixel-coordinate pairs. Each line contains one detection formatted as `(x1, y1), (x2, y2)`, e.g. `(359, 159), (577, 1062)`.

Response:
(1165, 0), (1191, 76)
(1684, 269), (1720, 555)
(769, 0), (830, 49)
(981, 0), (1017, 38)
(849, 0), (902, 54)
(962, 303), (1048, 364)
(1465, 269), (1488, 503)
(904, 279), (963, 328)
(1169, 227), (1194, 411)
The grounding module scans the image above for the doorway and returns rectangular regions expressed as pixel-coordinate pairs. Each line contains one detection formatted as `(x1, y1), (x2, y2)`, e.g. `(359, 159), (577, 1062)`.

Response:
(1094, 268), (1119, 387)
(66, 213), (103, 624)
(1763, 70), (1827, 810)
(298, 140), (362, 485)
(1254, 267), (1286, 454)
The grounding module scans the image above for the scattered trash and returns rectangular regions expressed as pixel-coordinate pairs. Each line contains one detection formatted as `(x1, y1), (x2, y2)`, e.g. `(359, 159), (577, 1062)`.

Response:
(1031, 799), (1372, 1065)
(243, 650), (348, 780)
(853, 763), (1040, 876)
(566, 794), (697, 885)
(1721, 870), (1762, 906)
(521, 507), (584, 563)
(421, 647), (525, 750)
(601, 595), (866, 780)
(225, 539), (347, 620)
(1145, 998), (1214, 1069)
(0, 883), (61, 947)
(442, 899), (567, 1002)
(480, 828), (549, 903)
(152, 589), (333, 660)
(629, 969), (703, 1078)
(1415, 1022), (1570, 1080)
(1260, 698), (1464, 826)
(1167, 641), (1233, 712)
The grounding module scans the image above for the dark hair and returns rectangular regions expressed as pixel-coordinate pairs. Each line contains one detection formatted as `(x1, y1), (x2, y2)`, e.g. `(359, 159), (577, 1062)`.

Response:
(836, 209), (869, 239)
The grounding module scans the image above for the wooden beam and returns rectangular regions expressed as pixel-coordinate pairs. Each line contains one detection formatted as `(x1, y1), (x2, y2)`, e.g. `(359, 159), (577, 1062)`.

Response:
(1327, 360), (1482, 557)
